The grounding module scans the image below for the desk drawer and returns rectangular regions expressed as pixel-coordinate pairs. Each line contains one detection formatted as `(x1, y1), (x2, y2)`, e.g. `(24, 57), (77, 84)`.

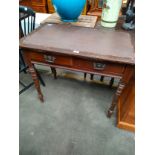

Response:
(73, 58), (125, 75)
(29, 52), (73, 67)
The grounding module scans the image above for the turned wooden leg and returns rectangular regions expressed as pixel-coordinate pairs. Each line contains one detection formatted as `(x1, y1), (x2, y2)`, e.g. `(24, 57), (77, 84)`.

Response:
(84, 73), (87, 80)
(35, 68), (46, 87)
(90, 74), (94, 80)
(50, 67), (57, 79)
(100, 76), (104, 82)
(109, 77), (114, 87)
(29, 66), (44, 102)
(107, 82), (125, 118)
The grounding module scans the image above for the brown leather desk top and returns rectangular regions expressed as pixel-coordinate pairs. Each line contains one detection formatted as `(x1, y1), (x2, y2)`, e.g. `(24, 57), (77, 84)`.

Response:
(20, 23), (135, 65)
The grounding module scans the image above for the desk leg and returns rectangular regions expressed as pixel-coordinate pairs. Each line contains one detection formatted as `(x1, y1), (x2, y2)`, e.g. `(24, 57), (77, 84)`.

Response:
(107, 82), (125, 118)
(50, 67), (57, 79)
(29, 66), (44, 102)
(107, 66), (134, 118)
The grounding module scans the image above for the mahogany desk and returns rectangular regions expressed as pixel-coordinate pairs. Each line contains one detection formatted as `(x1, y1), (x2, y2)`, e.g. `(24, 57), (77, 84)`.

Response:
(19, 23), (135, 118)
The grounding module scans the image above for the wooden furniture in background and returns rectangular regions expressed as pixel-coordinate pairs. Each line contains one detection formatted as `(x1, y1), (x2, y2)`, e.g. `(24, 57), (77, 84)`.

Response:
(47, 0), (88, 15)
(82, 0), (88, 15)
(47, 0), (55, 13)
(20, 0), (88, 15)
(87, 0), (129, 17)
(117, 75), (135, 131)
(87, 0), (103, 16)
(19, 23), (135, 119)
(19, 0), (48, 13)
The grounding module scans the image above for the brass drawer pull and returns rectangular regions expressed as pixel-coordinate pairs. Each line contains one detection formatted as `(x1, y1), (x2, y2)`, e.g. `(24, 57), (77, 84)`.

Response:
(44, 55), (56, 63)
(93, 62), (106, 70)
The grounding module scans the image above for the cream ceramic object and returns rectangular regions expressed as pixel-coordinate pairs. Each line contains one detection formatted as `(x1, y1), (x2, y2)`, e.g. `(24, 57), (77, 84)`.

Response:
(101, 0), (122, 28)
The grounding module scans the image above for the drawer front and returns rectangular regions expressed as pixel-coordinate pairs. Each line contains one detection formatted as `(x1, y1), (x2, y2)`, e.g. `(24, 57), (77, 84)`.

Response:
(29, 52), (73, 67)
(28, 52), (125, 75)
(73, 58), (125, 75)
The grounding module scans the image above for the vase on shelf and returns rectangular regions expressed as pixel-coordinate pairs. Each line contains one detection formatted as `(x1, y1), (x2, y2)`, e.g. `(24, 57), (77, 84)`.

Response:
(52, 0), (86, 22)
(101, 0), (122, 28)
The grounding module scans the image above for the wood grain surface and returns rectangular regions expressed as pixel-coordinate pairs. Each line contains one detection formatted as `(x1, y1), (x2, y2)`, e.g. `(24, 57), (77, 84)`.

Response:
(20, 23), (135, 64)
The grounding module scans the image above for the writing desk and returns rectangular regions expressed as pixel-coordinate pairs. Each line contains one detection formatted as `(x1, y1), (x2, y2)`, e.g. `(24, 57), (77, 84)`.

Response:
(19, 23), (135, 118)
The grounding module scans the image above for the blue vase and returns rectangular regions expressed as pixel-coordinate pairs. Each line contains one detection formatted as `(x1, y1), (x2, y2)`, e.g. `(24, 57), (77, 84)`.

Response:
(52, 0), (86, 22)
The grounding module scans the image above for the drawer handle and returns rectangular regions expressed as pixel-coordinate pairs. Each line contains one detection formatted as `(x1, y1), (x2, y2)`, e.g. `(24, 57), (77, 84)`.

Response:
(93, 63), (106, 70)
(44, 55), (56, 63)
